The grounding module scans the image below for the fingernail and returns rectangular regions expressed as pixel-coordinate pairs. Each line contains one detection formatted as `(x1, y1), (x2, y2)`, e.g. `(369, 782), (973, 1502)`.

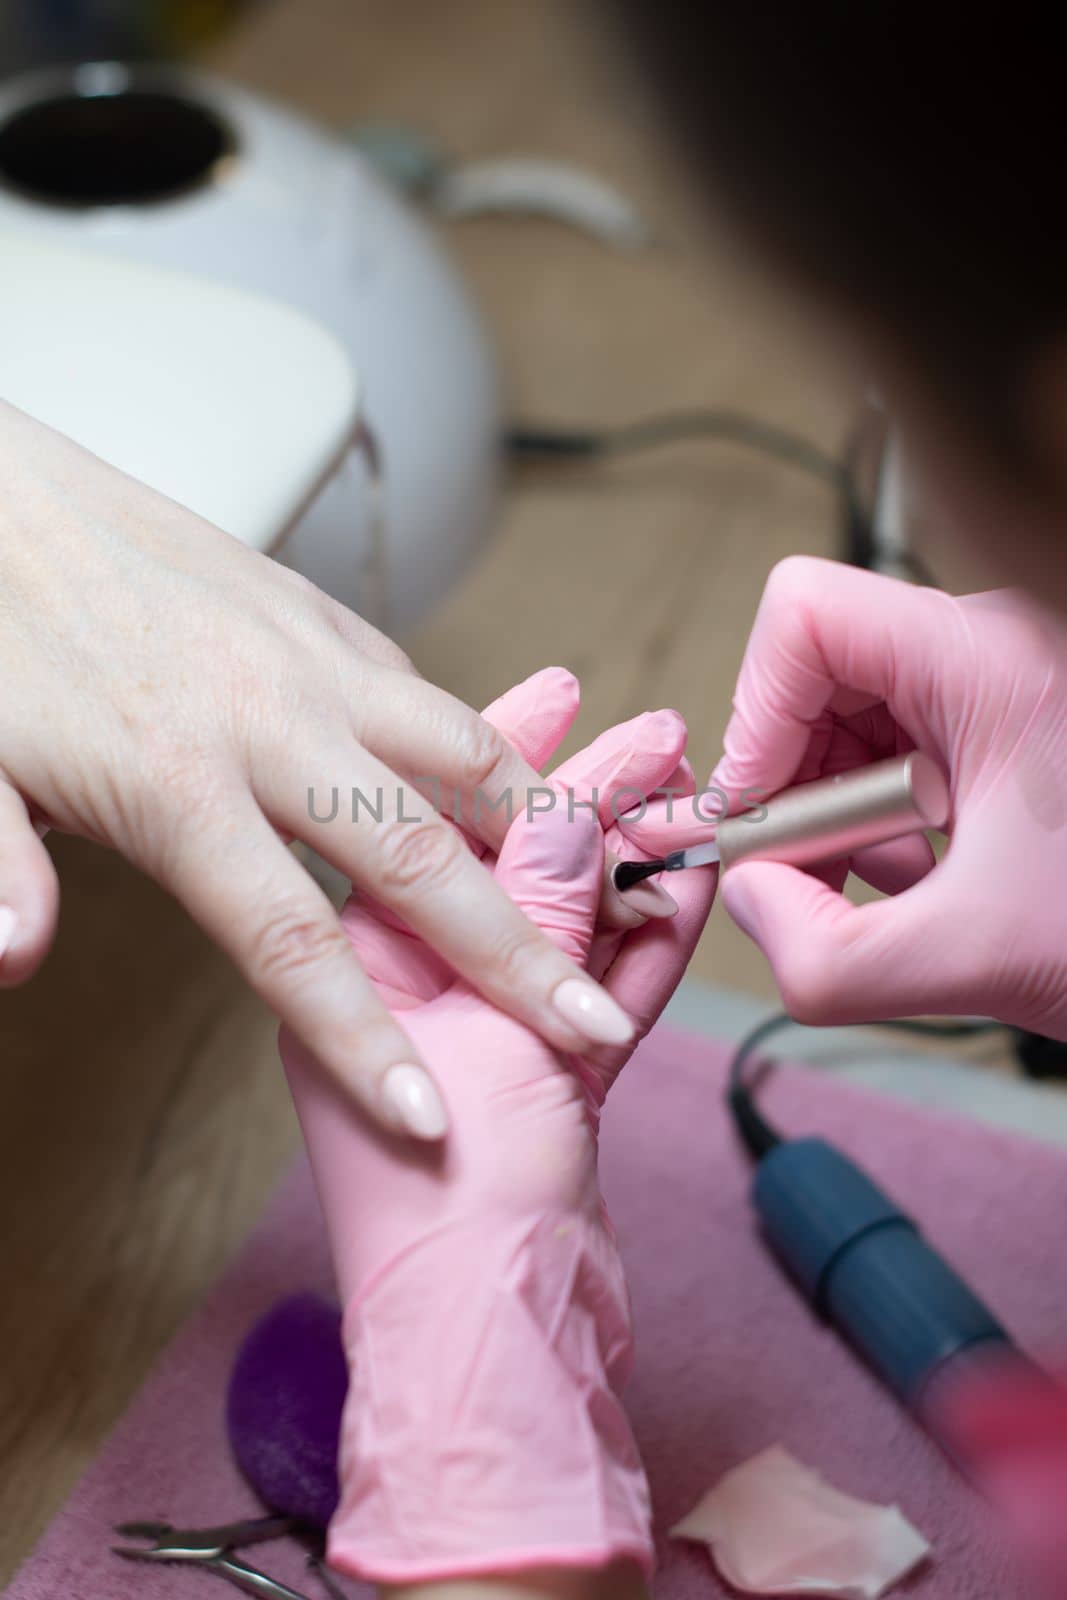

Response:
(0, 906), (16, 961)
(381, 1063), (449, 1140)
(552, 978), (635, 1045)
(622, 879), (678, 919)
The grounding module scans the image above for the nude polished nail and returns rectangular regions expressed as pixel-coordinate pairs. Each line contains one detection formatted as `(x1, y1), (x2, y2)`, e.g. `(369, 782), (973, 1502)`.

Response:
(382, 1063), (449, 1140)
(622, 879), (678, 919)
(552, 978), (635, 1046)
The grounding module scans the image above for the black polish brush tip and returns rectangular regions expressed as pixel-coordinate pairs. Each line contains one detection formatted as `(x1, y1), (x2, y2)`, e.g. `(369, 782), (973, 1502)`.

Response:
(612, 856), (669, 891)
(611, 844), (719, 892)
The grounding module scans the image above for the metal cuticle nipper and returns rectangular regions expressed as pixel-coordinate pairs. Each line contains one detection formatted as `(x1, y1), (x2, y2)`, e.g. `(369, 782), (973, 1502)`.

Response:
(112, 1514), (348, 1599)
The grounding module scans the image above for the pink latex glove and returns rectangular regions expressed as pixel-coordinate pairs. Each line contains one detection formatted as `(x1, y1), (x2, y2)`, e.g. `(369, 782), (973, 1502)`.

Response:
(701, 556), (1067, 1032)
(281, 668), (715, 1585)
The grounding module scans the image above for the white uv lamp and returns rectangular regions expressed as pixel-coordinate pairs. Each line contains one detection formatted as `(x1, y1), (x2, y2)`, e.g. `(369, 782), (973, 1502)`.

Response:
(0, 230), (362, 557)
(0, 62), (499, 631)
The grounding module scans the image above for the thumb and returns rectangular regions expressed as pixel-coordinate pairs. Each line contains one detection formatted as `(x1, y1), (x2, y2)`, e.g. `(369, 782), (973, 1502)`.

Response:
(493, 803), (603, 967)
(722, 860), (982, 1024)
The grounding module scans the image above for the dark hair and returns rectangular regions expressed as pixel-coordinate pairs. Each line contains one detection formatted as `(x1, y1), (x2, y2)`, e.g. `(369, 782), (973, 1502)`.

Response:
(615, 3), (1067, 472)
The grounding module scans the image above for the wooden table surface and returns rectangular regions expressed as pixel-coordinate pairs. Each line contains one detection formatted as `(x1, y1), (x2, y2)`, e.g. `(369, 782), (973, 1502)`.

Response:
(0, 0), (989, 1582)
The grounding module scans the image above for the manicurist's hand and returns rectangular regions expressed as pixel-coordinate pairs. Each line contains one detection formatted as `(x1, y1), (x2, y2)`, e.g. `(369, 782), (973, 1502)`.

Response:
(0, 402), (649, 1137)
(713, 555), (1067, 1034)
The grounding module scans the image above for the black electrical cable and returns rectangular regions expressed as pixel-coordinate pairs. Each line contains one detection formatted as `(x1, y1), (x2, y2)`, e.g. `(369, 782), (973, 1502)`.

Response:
(505, 411), (844, 484)
(726, 1012), (792, 1158)
(503, 409), (950, 593)
(504, 409), (879, 588)
(727, 1012), (1008, 1162)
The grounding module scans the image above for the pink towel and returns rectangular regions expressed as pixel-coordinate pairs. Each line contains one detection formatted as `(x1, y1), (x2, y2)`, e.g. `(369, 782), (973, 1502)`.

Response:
(9, 1024), (1067, 1599)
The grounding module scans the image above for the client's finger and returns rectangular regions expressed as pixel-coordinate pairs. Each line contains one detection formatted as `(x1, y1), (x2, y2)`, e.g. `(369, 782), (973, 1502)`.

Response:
(266, 732), (635, 1054)
(594, 860), (716, 1069)
(351, 671), (557, 855)
(588, 752), (709, 1053)
(339, 668), (585, 1003)
(551, 710), (688, 930)
(162, 797), (448, 1140)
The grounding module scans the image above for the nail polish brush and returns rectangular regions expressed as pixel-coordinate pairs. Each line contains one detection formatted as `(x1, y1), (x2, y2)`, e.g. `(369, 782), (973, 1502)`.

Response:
(612, 750), (950, 891)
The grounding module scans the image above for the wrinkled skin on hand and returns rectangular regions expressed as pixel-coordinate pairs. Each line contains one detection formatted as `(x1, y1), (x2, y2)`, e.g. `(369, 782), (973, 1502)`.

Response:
(0, 403), (649, 1138)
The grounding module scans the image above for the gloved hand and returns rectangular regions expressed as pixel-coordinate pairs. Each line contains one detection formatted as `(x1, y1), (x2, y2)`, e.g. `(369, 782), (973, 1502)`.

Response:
(280, 669), (715, 1585)
(710, 556), (1067, 1034)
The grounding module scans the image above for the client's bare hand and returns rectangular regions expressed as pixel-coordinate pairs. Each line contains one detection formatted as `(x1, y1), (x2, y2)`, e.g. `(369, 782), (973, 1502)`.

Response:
(0, 402), (639, 1136)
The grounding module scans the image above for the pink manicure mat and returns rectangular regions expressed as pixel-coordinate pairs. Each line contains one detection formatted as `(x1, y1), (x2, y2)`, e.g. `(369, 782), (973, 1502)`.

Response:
(9, 1024), (1067, 1599)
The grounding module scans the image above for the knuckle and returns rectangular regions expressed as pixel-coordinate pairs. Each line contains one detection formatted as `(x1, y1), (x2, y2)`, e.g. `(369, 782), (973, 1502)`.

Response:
(775, 947), (837, 1025)
(374, 816), (464, 896)
(122, 745), (227, 876)
(485, 924), (545, 992)
(326, 598), (415, 674)
(340, 1014), (405, 1072)
(249, 906), (350, 988)
(145, 743), (217, 809)
(782, 990), (833, 1029)
(454, 719), (509, 795)
(279, 566), (321, 608)
(763, 553), (822, 611)
(376, 638), (416, 675)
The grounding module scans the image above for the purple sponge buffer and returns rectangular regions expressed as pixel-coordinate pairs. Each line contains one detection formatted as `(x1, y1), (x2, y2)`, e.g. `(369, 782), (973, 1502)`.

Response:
(226, 1292), (348, 1531)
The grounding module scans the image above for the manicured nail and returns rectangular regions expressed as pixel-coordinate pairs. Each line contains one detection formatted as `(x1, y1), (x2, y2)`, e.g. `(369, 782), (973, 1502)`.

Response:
(381, 1063), (449, 1140)
(623, 879), (678, 919)
(552, 978), (635, 1046)
(0, 906), (16, 961)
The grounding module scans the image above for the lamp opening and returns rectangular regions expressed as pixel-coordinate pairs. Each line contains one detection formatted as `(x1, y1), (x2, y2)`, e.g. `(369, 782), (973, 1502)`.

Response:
(0, 83), (233, 206)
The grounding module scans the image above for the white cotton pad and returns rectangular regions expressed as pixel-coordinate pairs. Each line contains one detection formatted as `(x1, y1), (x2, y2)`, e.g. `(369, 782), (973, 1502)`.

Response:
(670, 1444), (931, 1599)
